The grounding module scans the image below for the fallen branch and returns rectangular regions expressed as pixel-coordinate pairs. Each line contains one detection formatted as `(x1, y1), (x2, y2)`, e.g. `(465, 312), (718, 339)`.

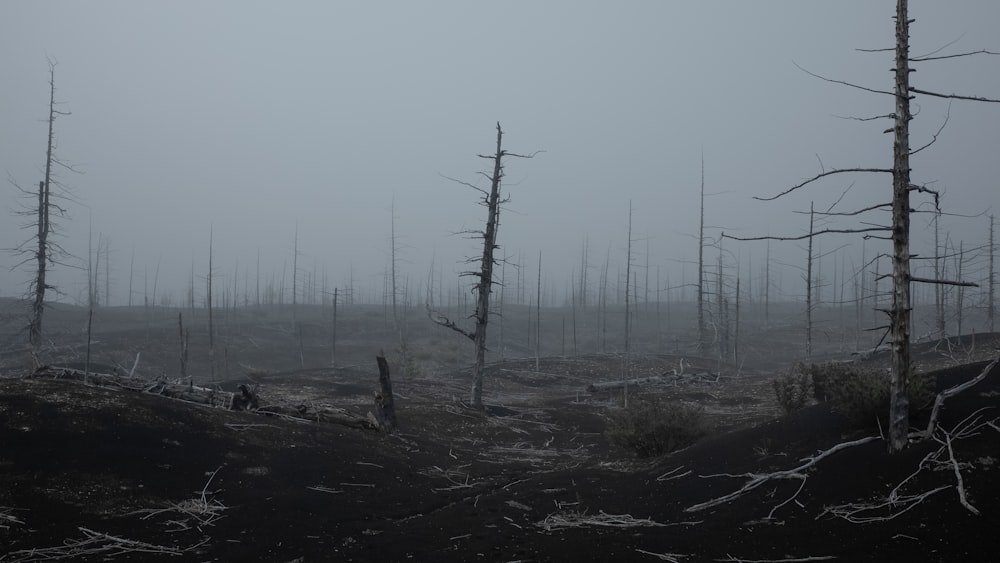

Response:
(943, 429), (979, 515)
(685, 435), (880, 514)
(537, 510), (699, 531)
(1, 527), (195, 562)
(713, 556), (837, 563)
(635, 548), (688, 562)
(923, 355), (999, 438)
(0, 506), (26, 530)
(128, 466), (227, 531)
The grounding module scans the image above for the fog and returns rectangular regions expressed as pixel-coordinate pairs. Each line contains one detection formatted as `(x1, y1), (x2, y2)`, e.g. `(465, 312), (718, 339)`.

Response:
(1, 2), (998, 309)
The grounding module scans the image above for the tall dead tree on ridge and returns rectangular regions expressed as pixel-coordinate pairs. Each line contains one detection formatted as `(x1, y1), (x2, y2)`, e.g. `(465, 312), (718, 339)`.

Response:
(428, 123), (536, 408)
(727, 0), (996, 453)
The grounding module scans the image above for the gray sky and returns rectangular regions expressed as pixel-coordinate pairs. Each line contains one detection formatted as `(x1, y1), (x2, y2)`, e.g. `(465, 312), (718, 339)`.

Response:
(1, 1), (998, 307)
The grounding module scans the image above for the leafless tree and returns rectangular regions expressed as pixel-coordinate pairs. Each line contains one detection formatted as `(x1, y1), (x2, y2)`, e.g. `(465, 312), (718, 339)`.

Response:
(428, 123), (537, 408)
(6, 61), (77, 355)
(727, 1), (997, 453)
(697, 154), (709, 351)
(989, 215), (996, 332)
(207, 227), (215, 380)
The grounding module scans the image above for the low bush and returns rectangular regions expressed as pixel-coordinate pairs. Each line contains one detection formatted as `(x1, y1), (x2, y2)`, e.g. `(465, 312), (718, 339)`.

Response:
(606, 396), (707, 458)
(772, 369), (813, 415)
(799, 362), (935, 427)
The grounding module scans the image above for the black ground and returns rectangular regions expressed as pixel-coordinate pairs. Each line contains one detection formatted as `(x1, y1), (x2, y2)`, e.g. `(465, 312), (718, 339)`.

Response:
(1, 303), (999, 561)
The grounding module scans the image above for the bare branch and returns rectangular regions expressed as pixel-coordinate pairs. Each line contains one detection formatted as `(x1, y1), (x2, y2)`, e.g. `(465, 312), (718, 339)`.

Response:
(723, 227), (888, 243)
(685, 435), (881, 513)
(909, 276), (978, 287)
(426, 304), (475, 341)
(924, 356), (999, 438)
(911, 49), (1000, 62)
(910, 102), (950, 156)
(910, 87), (1000, 103)
(815, 202), (892, 217)
(792, 61), (895, 96)
(757, 168), (891, 201)
(832, 113), (894, 122)
(439, 173), (489, 199)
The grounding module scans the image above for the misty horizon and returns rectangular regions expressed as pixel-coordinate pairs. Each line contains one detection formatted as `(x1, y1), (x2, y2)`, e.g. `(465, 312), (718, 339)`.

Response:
(1, 3), (997, 322)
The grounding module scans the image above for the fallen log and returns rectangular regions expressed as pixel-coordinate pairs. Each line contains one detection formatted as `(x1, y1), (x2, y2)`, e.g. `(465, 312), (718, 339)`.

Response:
(586, 372), (715, 393)
(587, 376), (670, 393)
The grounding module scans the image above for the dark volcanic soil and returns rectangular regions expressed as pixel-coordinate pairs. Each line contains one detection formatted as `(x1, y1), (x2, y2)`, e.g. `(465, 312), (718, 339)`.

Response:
(2, 352), (1000, 562)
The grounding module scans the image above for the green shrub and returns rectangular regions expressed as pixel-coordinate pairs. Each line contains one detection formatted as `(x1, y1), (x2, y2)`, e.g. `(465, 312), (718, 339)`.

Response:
(772, 369), (814, 414)
(799, 362), (935, 427)
(606, 396), (707, 458)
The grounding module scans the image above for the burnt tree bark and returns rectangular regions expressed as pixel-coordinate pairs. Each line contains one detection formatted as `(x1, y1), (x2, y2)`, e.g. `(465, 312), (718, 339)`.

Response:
(26, 62), (71, 352)
(374, 352), (397, 434)
(428, 123), (536, 408)
(887, 0), (913, 453)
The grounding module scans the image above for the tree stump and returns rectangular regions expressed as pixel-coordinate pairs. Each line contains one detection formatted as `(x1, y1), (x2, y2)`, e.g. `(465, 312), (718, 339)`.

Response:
(374, 352), (397, 434)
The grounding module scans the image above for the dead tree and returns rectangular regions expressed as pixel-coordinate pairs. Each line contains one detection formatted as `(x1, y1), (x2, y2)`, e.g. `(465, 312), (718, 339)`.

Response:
(624, 202), (634, 382)
(726, 0), (996, 453)
(8, 61), (75, 354)
(428, 123), (536, 408)
(535, 250), (542, 372)
(806, 202), (815, 359)
(697, 154), (709, 351)
(989, 215), (996, 332)
(207, 227), (215, 380)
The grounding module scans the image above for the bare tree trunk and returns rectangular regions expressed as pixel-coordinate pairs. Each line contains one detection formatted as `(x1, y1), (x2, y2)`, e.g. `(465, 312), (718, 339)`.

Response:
(935, 211), (945, 339)
(84, 308), (93, 385)
(374, 352), (398, 434)
(104, 236), (110, 307)
(178, 312), (188, 379)
(956, 241), (964, 336)
(990, 215), (996, 332)
(600, 246), (610, 353)
(331, 287), (338, 367)
(29, 180), (48, 351)
(579, 237), (589, 309)
(698, 154), (708, 351)
(888, 0), (913, 453)
(717, 244), (725, 360)
(806, 201), (814, 359)
(535, 250), (542, 372)
(292, 223), (299, 322)
(207, 227), (215, 380)
(734, 275), (741, 365)
(624, 202), (633, 388)
(498, 259), (506, 362)
(571, 272), (578, 355)
(28, 63), (62, 351)
(128, 248), (135, 308)
(764, 239), (771, 327)
(470, 123), (507, 409)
